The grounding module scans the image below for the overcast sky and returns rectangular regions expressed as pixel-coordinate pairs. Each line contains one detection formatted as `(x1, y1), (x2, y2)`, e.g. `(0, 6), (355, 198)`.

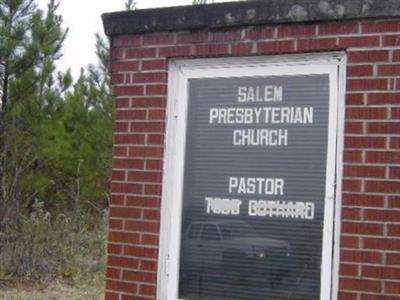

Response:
(36, 0), (240, 78)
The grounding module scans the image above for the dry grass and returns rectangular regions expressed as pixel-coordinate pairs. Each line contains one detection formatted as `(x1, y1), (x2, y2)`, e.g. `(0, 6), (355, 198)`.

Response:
(0, 273), (105, 300)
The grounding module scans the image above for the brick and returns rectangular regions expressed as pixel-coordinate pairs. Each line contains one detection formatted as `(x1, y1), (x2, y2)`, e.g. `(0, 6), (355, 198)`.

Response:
(145, 85), (167, 96)
(339, 277), (381, 293)
(366, 151), (400, 163)
(106, 267), (121, 279)
(343, 150), (362, 163)
(391, 108), (400, 119)
(387, 253), (400, 265)
(111, 74), (125, 85)
(391, 137), (400, 149)
(116, 110), (147, 121)
(112, 170), (125, 181)
(342, 222), (383, 235)
(111, 182), (143, 194)
(231, 43), (254, 56)
(362, 266), (400, 280)
(116, 98), (130, 108)
(362, 20), (400, 33)
(109, 207), (141, 219)
(344, 136), (386, 149)
(339, 292), (357, 300)
(389, 196), (400, 208)
(388, 224), (400, 237)
(143, 33), (174, 45)
(342, 194), (384, 207)
(113, 85), (144, 96)
(297, 38), (338, 51)
(128, 171), (161, 183)
(124, 245), (158, 259)
(111, 195), (125, 206)
(245, 27), (274, 39)
(115, 122), (129, 133)
(113, 35), (141, 47)
(106, 280), (137, 294)
(347, 65), (373, 77)
(345, 122), (363, 134)
(342, 179), (362, 192)
(364, 209), (400, 222)
(343, 165), (386, 177)
(140, 260), (158, 272)
(394, 50), (400, 62)
(341, 249), (382, 264)
(129, 146), (163, 158)
(113, 158), (144, 170)
(194, 44), (229, 56)
(143, 209), (160, 220)
(139, 284), (156, 296)
(339, 263), (358, 276)
(257, 40), (295, 54)
(277, 24), (316, 37)
(341, 235), (359, 248)
(346, 107), (387, 120)
(147, 134), (164, 145)
(319, 22), (359, 35)
(177, 31), (209, 44)
(122, 270), (156, 283)
(341, 207), (361, 220)
(385, 281), (400, 294)
(378, 64), (400, 76)
(108, 243), (123, 255)
(390, 167), (400, 179)
(108, 231), (140, 243)
(210, 30), (241, 42)
(363, 237), (400, 251)
(108, 255), (140, 269)
(348, 50), (389, 63)
(130, 121), (164, 133)
(361, 295), (400, 300)
(109, 219), (123, 230)
(131, 97), (165, 108)
(125, 48), (157, 59)
(347, 79), (388, 91)
(121, 295), (150, 300)
(368, 93), (400, 105)
(141, 59), (167, 71)
(159, 46), (192, 57)
(126, 196), (160, 208)
(365, 181), (400, 193)
(367, 122), (400, 134)
(144, 184), (162, 196)
(105, 291), (119, 300)
(113, 146), (128, 157)
(110, 61), (139, 73)
(145, 159), (163, 171)
(383, 34), (400, 46)
(141, 234), (159, 246)
(125, 220), (159, 233)
(346, 93), (364, 105)
(132, 72), (167, 83)
(338, 36), (380, 48)
(148, 109), (165, 120)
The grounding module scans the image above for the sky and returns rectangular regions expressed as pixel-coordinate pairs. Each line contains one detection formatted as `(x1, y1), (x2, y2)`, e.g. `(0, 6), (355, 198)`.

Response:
(36, 0), (240, 79)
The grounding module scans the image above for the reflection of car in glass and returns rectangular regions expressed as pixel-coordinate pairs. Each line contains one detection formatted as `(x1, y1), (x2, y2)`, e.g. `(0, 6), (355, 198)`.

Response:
(180, 220), (292, 286)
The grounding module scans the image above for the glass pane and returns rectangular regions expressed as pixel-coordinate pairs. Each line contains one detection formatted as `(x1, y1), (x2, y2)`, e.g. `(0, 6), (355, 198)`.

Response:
(179, 75), (330, 300)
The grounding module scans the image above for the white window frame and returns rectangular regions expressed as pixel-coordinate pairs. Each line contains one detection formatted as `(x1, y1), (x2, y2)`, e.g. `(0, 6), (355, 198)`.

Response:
(157, 53), (346, 300)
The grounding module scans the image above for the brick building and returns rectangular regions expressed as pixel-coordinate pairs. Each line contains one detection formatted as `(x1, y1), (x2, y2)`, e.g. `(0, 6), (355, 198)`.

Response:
(102, 1), (400, 299)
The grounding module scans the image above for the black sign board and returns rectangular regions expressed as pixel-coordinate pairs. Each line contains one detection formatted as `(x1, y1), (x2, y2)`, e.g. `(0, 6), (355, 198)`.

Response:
(178, 74), (330, 300)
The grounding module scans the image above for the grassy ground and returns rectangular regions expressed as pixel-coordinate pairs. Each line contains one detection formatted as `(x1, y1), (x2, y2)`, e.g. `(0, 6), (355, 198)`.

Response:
(0, 273), (104, 300)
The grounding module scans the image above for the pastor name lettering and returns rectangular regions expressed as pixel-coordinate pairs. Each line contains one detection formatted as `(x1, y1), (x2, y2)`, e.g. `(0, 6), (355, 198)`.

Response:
(238, 85), (283, 102)
(205, 197), (242, 215)
(209, 106), (313, 125)
(248, 200), (315, 220)
(229, 177), (284, 196)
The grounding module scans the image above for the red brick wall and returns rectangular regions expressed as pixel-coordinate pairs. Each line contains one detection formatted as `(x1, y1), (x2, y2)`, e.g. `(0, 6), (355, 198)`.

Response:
(106, 19), (400, 300)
